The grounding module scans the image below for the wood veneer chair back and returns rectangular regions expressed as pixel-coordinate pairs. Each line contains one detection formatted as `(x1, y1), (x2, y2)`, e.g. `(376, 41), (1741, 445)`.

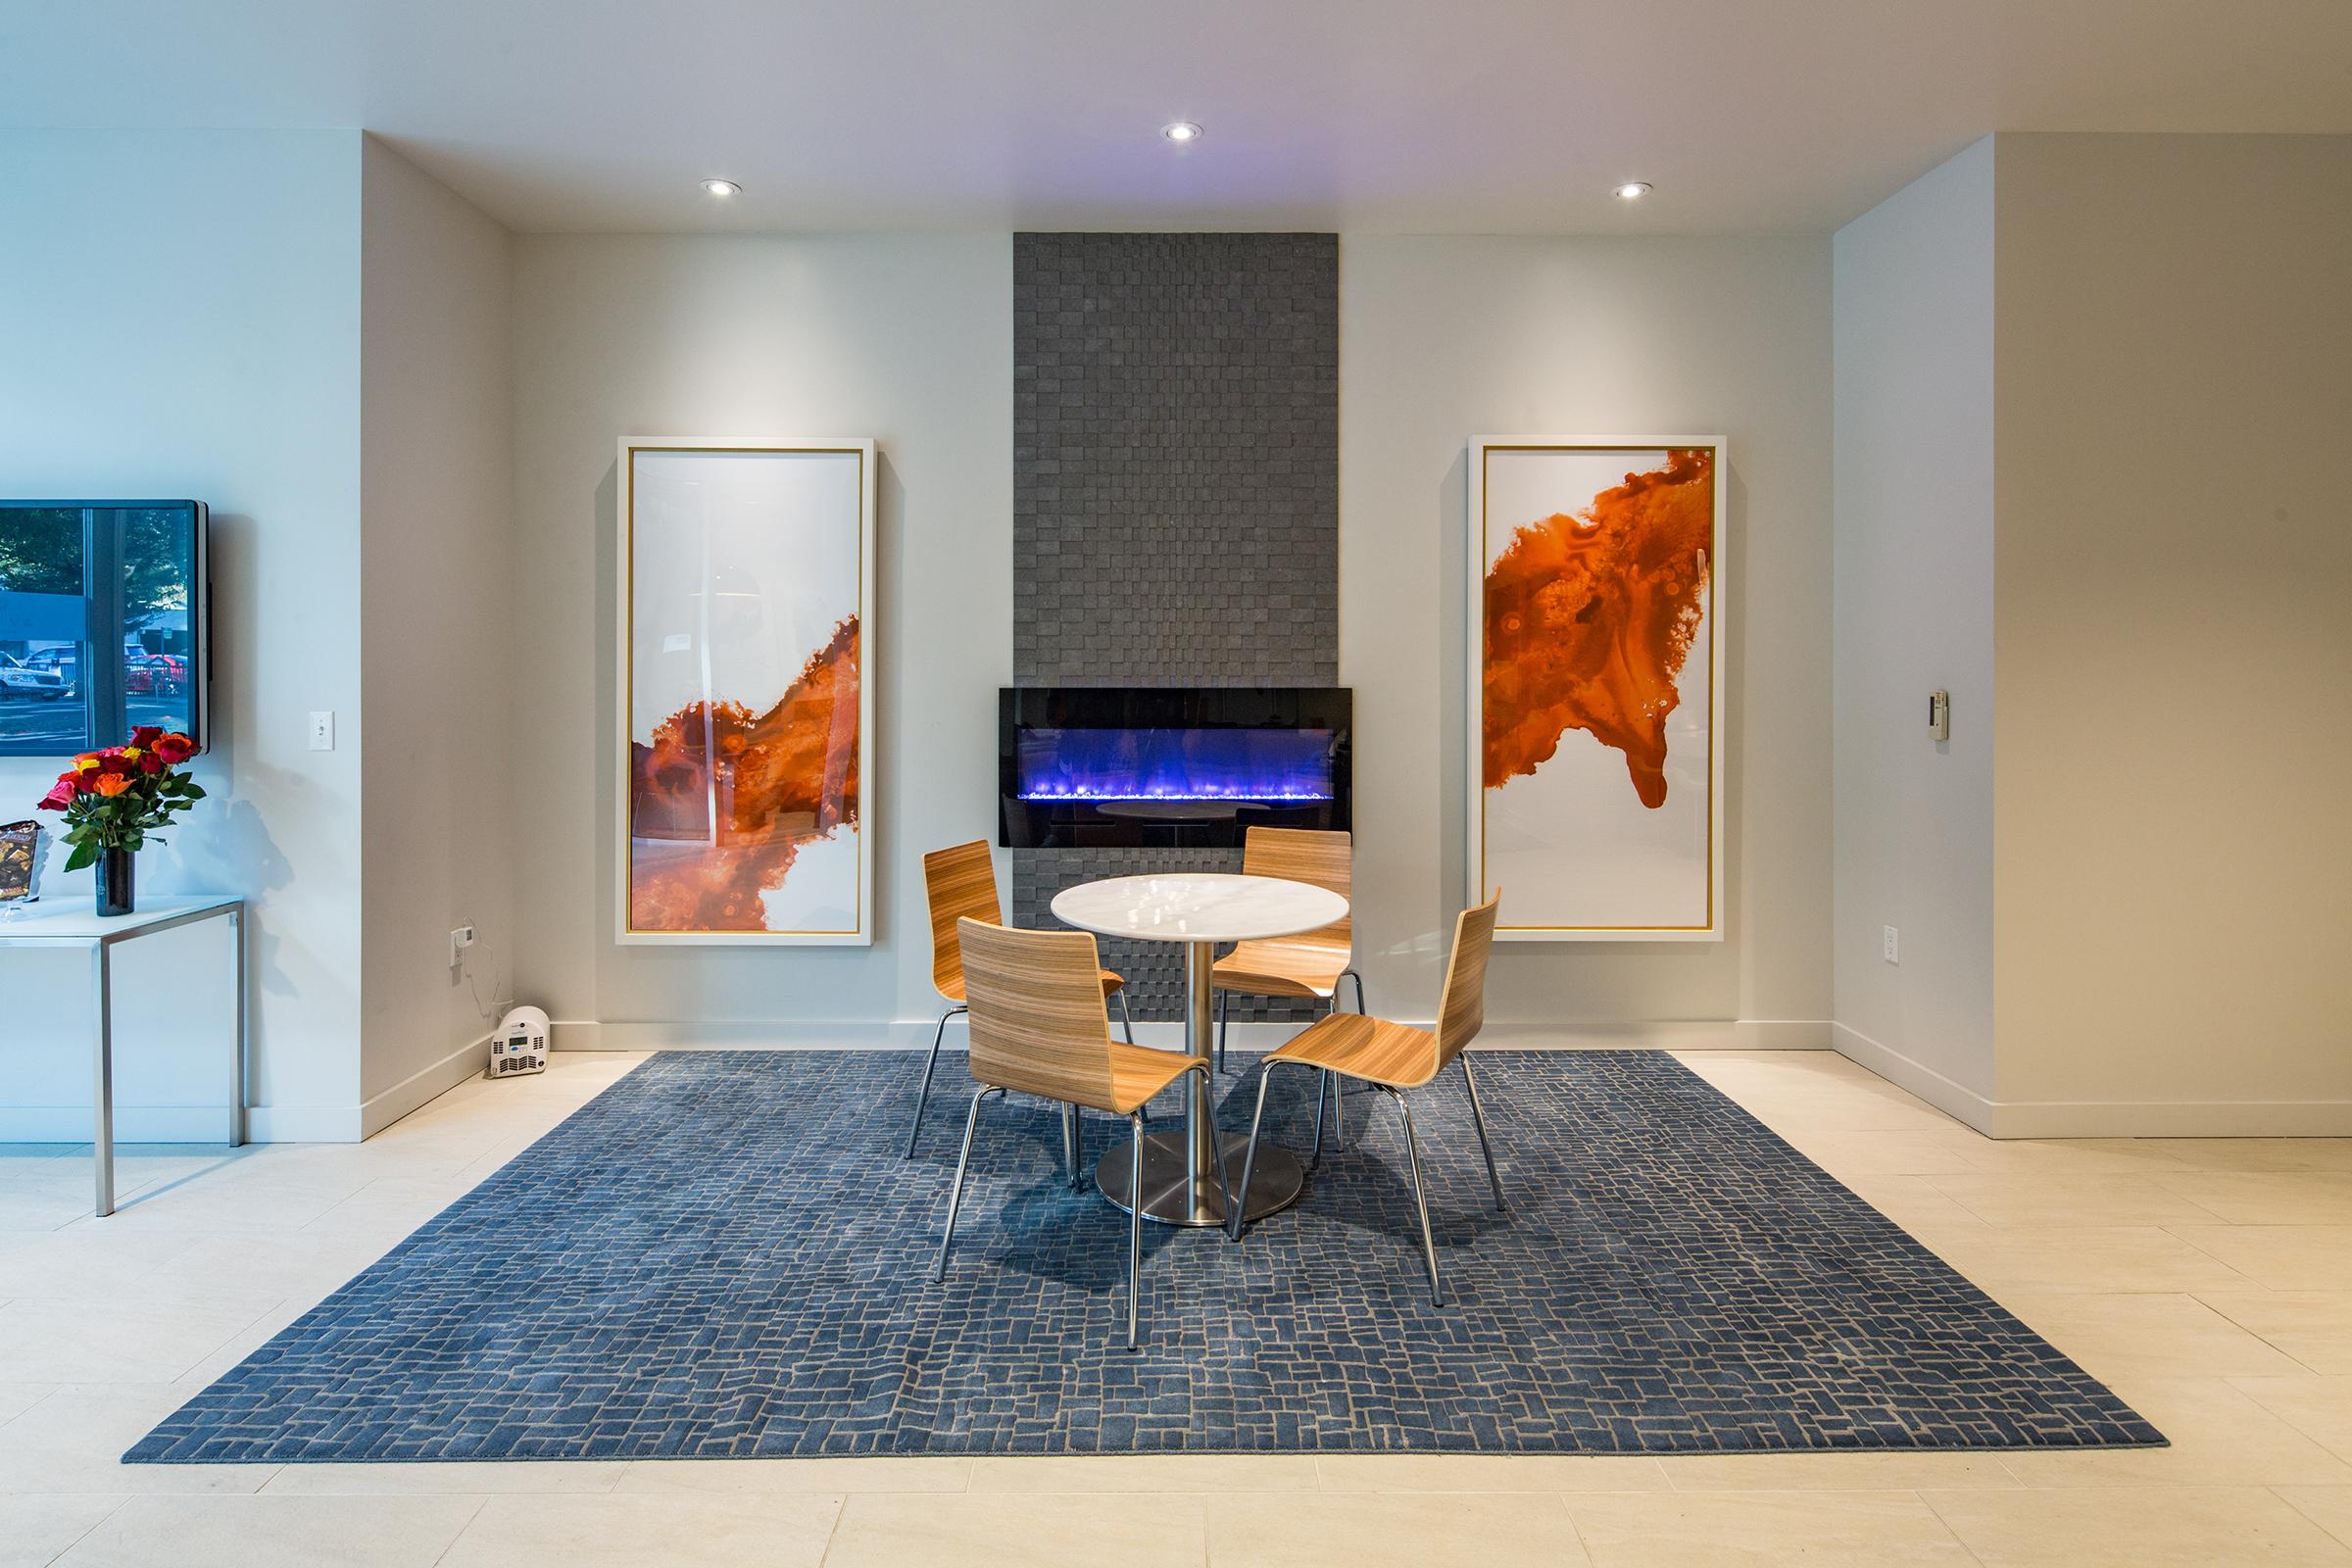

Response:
(1241, 826), (1351, 954)
(922, 839), (1001, 1002)
(956, 917), (1120, 1112)
(1434, 893), (1501, 1067)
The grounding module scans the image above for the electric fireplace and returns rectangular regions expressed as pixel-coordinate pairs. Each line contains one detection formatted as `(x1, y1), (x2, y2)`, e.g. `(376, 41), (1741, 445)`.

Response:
(1000, 687), (1351, 848)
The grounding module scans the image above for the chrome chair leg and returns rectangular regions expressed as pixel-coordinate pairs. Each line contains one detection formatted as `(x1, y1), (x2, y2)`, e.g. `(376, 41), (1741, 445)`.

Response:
(1197, 1062), (1238, 1229)
(1126, 1110), (1147, 1350)
(1459, 1053), (1506, 1212)
(1388, 1087), (1445, 1306)
(1215, 988), (1230, 1074)
(1116, 986), (1138, 1047)
(1310, 1068), (1331, 1169)
(936, 1086), (1000, 1281)
(1061, 1101), (1083, 1190)
(1341, 968), (1365, 1013)
(1227, 1059), (1289, 1242)
(905, 1004), (966, 1159)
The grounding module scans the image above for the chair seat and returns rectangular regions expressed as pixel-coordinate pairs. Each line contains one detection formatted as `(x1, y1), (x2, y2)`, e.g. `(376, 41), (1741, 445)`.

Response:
(985, 1036), (1194, 1117)
(1211, 938), (1347, 1001)
(1265, 1011), (1443, 1090)
(943, 967), (1125, 1004)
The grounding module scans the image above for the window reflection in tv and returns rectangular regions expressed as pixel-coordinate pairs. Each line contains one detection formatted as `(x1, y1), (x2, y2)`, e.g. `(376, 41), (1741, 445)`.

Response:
(0, 502), (207, 757)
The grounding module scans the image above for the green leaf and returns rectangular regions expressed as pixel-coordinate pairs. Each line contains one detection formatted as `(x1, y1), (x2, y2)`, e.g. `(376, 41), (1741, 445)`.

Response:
(63, 841), (97, 872)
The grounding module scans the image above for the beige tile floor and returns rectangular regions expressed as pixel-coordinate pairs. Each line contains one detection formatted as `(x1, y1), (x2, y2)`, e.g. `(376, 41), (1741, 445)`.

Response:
(3, 1049), (2351, 1565)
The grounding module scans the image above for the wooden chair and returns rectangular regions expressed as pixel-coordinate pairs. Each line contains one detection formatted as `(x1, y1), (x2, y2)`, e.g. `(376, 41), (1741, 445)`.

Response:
(1224, 894), (1503, 1306)
(1212, 827), (1363, 1077)
(906, 840), (1135, 1157)
(938, 917), (1228, 1349)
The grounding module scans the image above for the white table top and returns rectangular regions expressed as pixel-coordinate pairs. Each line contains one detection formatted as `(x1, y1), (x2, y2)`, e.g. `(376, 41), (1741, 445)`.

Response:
(0, 894), (241, 945)
(1052, 873), (1347, 944)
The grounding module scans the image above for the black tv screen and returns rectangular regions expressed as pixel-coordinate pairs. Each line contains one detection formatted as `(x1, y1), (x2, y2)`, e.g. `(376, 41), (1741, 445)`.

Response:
(0, 501), (208, 757)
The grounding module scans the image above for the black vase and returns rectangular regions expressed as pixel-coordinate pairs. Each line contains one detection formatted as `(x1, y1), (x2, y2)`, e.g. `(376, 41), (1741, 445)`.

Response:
(96, 847), (135, 917)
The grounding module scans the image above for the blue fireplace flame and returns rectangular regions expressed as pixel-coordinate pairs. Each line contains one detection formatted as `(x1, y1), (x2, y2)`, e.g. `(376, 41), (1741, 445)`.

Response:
(1016, 726), (1337, 803)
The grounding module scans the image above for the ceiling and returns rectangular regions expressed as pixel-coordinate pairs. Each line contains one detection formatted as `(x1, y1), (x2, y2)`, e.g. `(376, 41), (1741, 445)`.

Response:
(5, 0), (2348, 233)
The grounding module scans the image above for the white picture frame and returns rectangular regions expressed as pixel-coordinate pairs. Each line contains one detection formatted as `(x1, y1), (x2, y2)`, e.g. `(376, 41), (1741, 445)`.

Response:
(615, 437), (876, 946)
(1466, 436), (1728, 942)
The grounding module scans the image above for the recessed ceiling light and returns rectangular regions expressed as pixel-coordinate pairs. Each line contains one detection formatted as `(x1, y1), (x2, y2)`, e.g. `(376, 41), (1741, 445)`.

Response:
(1161, 122), (1202, 144)
(701, 178), (741, 198)
(1613, 181), (1653, 200)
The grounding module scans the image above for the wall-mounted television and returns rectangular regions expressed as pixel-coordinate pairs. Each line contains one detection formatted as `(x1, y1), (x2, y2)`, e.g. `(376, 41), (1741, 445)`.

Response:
(0, 501), (209, 758)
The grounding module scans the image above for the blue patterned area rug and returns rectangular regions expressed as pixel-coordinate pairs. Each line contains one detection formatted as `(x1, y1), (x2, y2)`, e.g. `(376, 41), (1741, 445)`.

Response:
(128, 1050), (2161, 1462)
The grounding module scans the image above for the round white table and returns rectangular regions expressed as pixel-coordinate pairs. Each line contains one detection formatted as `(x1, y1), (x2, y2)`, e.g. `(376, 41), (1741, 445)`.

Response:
(1051, 872), (1348, 1228)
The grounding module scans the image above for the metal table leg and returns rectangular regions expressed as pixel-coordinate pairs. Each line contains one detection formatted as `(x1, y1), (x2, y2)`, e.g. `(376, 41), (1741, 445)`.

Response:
(91, 941), (114, 1217)
(1096, 938), (1305, 1228)
(228, 906), (247, 1147)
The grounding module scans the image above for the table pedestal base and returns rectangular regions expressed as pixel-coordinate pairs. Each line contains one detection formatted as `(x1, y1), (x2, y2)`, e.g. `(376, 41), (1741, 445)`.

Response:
(1095, 1131), (1303, 1228)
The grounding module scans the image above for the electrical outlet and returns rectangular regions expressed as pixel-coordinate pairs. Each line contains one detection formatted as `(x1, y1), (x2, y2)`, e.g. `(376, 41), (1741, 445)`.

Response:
(449, 924), (476, 969)
(1883, 925), (1899, 964)
(309, 710), (335, 751)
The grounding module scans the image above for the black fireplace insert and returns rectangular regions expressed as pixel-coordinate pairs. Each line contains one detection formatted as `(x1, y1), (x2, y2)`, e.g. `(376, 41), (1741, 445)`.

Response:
(999, 687), (1351, 849)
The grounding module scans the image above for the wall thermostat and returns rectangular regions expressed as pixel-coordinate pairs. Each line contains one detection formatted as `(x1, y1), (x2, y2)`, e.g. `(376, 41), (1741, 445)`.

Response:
(487, 1004), (550, 1078)
(1928, 690), (1951, 742)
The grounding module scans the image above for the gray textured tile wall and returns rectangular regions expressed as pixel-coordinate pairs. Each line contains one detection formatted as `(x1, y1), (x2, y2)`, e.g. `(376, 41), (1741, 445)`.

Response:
(1010, 232), (1342, 1024)
(1013, 232), (1339, 687)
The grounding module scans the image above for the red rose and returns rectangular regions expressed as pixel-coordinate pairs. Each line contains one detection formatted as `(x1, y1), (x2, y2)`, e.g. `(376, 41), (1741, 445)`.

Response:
(138, 751), (166, 774)
(95, 748), (129, 774)
(37, 776), (76, 810)
(153, 733), (196, 764)
(129, 725), (163, 749)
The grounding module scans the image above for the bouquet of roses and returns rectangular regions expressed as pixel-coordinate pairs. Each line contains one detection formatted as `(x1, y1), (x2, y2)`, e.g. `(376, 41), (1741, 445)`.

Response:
(35, 726), (206, 870)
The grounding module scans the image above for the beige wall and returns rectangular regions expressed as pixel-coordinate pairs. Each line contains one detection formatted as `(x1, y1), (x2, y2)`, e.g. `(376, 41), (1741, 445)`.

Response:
(0, 129), (367, 1140)
(508, 235), (1014, 1045)
(1991, 133), (2352, 1129)
(1340, 235), (1835, 1041)
(1831, 138), (1999, 1105)
(358, 137), (518, 1129)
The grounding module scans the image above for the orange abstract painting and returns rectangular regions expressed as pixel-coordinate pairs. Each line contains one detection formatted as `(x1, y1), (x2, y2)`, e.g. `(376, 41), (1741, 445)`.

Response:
(622, 440), (873, 944)
(1472, 440), (1723, 940)
(627, 616), (860, 933)
(1483, 448), (1713, 809)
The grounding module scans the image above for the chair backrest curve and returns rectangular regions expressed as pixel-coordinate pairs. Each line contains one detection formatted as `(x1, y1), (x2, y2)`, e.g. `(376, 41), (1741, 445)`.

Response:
(922, 839), (1001, 999)
(1242, 826), (1351, 956)
(956, 917), (1121, 1110)
(1434, 893), (1501, 1066)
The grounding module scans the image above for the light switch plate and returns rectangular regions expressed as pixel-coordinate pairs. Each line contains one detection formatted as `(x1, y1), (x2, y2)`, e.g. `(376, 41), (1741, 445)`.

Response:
(309, 710), (335, 751)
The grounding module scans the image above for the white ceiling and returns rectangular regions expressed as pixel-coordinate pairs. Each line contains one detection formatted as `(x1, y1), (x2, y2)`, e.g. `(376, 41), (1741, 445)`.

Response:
(5, 0), (2348, 233)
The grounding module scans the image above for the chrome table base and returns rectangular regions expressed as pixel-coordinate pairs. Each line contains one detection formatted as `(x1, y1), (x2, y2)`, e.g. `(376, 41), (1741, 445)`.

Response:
(1095, 1130), (1303, 1227)
(1090, 936), (1305, 1229)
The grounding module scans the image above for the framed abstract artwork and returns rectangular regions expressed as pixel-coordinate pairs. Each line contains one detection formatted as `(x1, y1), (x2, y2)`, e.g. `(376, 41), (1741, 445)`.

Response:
(617, 438), (874, 945)
(1467, 438), (1727, 941)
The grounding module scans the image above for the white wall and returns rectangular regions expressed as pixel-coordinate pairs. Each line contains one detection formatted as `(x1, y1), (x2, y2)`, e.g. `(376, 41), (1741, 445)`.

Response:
(1830, 139), (1998, 1108)
(509, 235), (1013, 1044)
(0, 129), (367, 1141)
(358, 137), (517, 1132)
(1340, 235), (1835, 1043)
(1990, 133), (2352, 1132)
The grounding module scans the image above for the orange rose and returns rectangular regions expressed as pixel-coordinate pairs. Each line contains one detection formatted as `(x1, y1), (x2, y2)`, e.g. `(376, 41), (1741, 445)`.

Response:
(153, 733), (197, 764)
(91, 773), (133, 798)
(74, 753), (103, 773)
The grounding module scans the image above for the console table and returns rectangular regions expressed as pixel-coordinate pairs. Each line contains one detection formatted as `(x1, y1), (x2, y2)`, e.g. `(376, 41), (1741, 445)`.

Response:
(0, 895), (246, 1216)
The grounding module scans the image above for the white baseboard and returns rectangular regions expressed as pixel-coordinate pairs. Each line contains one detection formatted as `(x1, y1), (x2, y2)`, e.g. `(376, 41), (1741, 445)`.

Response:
(0, 1103), (242, 1143)
(359, 1031), (494, 1139)
(1828, 1022), (1998, 1135)
(555, 1017), (1832, 1054)
(1830, 1021), (2352, 1138)
(0, 1032), (497, 1146)
(244, 1102), (364, 1143)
